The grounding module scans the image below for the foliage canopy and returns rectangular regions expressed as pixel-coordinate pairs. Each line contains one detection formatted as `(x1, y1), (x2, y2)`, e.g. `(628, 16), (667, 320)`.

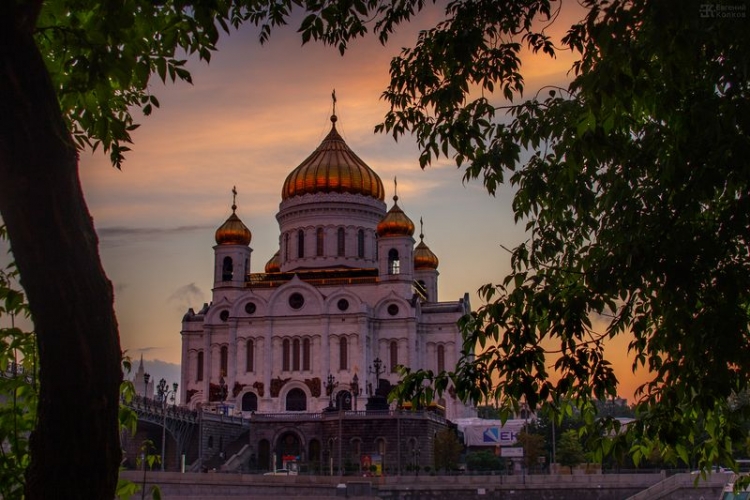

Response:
(11, 0), (750, 492)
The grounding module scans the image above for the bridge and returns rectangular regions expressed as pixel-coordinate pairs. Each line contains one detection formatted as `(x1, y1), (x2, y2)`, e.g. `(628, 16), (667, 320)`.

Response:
(123, 396), (249, 472)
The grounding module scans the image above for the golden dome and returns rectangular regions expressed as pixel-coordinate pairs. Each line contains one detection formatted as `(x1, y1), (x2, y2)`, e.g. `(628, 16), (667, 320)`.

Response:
(281, 115), (385, 201)
(376, 195), (415, 237)
(215, 187), (252, 246)
(414, 236), (439, 270)
(265, 250), (281, 273)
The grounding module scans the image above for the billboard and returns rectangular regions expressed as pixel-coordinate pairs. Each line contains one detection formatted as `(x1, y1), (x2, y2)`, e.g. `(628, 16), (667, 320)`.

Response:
(455, 418), (527, 447)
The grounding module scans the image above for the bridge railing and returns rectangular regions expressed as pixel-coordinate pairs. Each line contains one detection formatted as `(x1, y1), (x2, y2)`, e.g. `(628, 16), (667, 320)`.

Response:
(249, 408), (446, 424)
(125, 395), (200, 424)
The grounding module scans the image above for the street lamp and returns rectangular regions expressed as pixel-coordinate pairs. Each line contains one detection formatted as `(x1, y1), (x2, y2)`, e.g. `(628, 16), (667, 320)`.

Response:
(218, 374), (227, 414)
(350, 374), (360, 412)
(369, 358), (385, 396)
(325, 373), (338, 409)
(156, 378), (178, 471)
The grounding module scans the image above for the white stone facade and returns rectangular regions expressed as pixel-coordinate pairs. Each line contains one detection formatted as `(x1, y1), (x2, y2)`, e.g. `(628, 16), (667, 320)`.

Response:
(180, 118), (475, 422)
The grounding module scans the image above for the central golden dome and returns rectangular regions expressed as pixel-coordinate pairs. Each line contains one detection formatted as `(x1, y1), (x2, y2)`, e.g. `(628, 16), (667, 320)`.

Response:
(281, 116), (385, 201)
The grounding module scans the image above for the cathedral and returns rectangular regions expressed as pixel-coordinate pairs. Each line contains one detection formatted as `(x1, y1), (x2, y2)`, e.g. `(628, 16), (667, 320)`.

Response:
(178, 107), (475, 471)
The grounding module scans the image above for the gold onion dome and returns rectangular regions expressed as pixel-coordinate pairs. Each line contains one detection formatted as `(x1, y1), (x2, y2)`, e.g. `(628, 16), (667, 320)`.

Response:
(414, 220), (439, 269)
(281, 114), (385, 201)
(265, 250), (281, 273)
(377, 195), (415, 237)
(215, 188), (252, 246)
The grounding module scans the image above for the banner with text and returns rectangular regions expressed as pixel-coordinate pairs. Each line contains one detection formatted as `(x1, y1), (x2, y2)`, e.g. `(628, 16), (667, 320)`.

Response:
(460, 419), (527, 447)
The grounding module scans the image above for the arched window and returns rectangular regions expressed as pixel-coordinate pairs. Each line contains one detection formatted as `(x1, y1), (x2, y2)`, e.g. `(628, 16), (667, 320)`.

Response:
(297, 229), (305, 258)
(246, 340), (254, 372)
(390, 341), (398, 373)
(388, 248), (400, 275)
(357, 229), (365, 258)
(302, 338), (311, 371)
(282, 339), (290, 371)
(284, 233), (290, 261)
(196, 351), (204, 382)
(337, 227), (345, 256)
(376, 438), (386, 456)
(350, 439), (361, 465)
(220, 345), (228, 376)
(437, 345), (445, 372)
(293, 338), (301, 371)
(316, 227), (324, 256)
(337, 390), (352, 410)
(222, 256), (233, 281)
(339, 337), (348, 370)
(286, 388), (307, 411)
(241, 392), (258, 412)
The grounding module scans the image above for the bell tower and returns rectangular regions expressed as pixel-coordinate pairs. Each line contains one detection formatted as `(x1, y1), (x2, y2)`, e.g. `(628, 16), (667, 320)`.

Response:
(213, 186), (252, 288)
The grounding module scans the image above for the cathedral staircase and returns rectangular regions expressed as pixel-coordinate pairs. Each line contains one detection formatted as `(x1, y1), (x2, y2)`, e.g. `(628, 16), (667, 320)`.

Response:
(193, 430), (251, 473)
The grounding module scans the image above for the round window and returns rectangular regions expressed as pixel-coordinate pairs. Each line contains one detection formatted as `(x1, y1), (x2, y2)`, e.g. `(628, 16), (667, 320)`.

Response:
(245, 302), (257, 315)
(219, 310), (229, 322)
(289, 292), (305, 310)
(337, 298), (349, 311)
(387, 304), (399, 316)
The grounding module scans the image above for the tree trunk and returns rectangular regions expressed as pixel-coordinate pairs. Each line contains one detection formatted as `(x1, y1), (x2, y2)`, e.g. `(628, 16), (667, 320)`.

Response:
(0, 5), (123, 499)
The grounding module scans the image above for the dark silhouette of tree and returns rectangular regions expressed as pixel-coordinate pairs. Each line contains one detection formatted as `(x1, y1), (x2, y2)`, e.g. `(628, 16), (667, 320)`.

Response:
(433, 428), (464, 473)
(516, 430), (545, 472)
(557, 430), (586, 473)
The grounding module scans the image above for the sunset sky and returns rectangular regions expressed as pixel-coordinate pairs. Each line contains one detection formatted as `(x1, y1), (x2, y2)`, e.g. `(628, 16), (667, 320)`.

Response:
(4, 3), (648, 401)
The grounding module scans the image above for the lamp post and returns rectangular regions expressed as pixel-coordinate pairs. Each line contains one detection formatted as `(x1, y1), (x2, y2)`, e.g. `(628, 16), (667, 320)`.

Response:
(325, 373), (338, 409)
(350, 374), (360, 412)
(218, 374), (227, 414)
(140, 451), (147, 500)
(369, 358), (385, 396)
(157, 378), (178, 471)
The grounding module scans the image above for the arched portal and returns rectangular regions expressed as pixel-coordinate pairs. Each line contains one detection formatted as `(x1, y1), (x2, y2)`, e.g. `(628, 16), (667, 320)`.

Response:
(276, 431), (303, 470)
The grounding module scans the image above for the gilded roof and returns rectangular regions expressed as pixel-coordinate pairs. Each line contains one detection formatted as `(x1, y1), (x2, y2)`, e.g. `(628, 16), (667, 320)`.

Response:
(265, 250), (281, 273)
(281, 116), (385, 201)
(376, 196), (415, 237)
(414, 238), (439, 270)
(215, 188), (252, 246)
(215, 212), (252, 246)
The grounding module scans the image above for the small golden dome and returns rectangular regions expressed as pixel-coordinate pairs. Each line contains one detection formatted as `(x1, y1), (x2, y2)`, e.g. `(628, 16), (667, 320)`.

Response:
(281, 115), (385, 201)
(215, 187), (252, 246)
(265, 250), (281, 273)
(376, 195), (415, 237)
(414, 238), (439, 270)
